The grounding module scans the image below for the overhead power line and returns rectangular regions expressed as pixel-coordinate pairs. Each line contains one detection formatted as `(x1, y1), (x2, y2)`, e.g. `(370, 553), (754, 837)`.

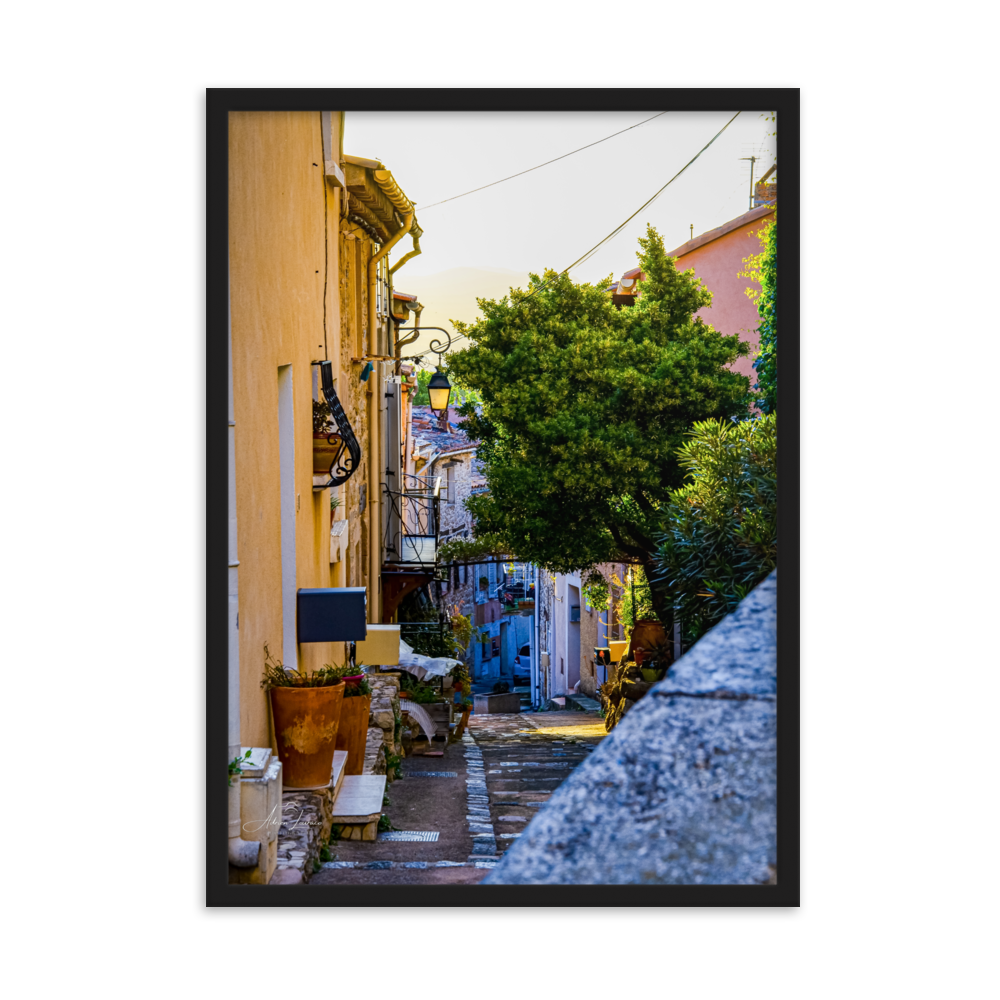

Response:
(553, 110), (742, 280)
(418, 111), (669, 210)
(405, 111), (742, 355)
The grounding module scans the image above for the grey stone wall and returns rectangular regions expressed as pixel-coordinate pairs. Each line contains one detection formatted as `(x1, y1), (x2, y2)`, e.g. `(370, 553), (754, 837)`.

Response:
(437, 451), (477, 537)
(484, 570), (777, 885)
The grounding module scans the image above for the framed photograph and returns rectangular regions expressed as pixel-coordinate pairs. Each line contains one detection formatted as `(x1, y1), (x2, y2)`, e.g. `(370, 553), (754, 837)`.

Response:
(207, 88), (798, 906)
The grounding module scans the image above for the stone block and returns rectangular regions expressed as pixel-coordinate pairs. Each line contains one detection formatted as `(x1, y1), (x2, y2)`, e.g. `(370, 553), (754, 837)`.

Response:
(270, 867), (304, 885)
(473, 693), (521, 714)
(371, 707), (394, 730)
(240, 757), (282, 840)
(229, 838), (278, 884)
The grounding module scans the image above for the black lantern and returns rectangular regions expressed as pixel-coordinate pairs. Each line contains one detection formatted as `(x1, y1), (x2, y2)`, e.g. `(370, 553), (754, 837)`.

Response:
(395, 327), (456, 413)
(427, 366), (452, 413)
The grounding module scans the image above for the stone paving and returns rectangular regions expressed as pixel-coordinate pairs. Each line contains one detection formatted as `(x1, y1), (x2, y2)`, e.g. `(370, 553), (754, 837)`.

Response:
(307, 708), (608, 884)
(467, 711), (607, 859)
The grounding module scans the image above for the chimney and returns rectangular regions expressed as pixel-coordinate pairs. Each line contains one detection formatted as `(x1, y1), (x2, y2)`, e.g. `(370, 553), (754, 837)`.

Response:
(755, 164), (777, 207)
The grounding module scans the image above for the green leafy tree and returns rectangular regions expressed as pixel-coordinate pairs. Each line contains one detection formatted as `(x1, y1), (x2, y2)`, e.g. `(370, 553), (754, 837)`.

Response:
(652, 414), (777, 643)
(740, 217), (777, 413)
(443, 225), (751, 624)
(582, 571), (609, 613)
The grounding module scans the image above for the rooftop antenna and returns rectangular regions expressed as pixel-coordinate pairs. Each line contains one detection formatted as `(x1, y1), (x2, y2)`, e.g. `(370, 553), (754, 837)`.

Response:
(740, 155), (759, 210)
(690, 223), (694, 241)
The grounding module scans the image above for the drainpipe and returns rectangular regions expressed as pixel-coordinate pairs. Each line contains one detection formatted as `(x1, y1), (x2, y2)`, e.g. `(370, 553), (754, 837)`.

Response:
(228, 268), (261, 869)
(390, 232), (421, 274)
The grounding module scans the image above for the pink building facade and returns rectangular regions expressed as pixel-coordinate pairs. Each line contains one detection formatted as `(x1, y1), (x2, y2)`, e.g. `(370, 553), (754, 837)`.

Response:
(617, 204), (775, 383)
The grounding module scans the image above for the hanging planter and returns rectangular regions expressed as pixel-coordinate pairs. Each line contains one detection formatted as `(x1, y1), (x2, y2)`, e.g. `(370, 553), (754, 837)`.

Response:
(313, 431), (344, 476)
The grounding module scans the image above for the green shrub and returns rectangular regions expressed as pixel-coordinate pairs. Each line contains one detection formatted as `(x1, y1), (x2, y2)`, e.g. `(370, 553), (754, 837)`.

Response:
(653, 414), (776, 643)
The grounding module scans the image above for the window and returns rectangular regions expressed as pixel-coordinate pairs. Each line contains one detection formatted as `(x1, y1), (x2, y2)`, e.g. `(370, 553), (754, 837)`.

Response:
(491, 636), (500, 658)
(445, 463), (456, 504)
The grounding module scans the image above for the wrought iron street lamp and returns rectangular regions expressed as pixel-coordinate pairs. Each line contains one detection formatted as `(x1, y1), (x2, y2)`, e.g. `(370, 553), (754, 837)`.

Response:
(397, 325), (456, 414)
(427, 366), (452, 413)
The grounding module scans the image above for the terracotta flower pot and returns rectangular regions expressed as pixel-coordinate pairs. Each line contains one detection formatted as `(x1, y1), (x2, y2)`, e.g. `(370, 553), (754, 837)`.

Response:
(313, 432), (342, 476)
(627, 619), (668, 660)
(454, 708), (471, 738)
(269, 683), (344, 788)
(335, 693), (371, 776)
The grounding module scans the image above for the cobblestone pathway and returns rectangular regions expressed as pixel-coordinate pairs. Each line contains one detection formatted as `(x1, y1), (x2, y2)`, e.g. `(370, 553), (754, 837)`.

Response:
(309, 709), (606, 885)
(466, 711), (607, 861)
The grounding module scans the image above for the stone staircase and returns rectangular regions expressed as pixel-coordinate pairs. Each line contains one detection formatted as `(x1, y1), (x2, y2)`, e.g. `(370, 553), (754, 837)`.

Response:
(564, 691), (602, 714)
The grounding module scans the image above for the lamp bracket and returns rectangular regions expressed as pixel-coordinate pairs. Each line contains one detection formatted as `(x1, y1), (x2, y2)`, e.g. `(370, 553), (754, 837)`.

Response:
(398, 326), (454, 368)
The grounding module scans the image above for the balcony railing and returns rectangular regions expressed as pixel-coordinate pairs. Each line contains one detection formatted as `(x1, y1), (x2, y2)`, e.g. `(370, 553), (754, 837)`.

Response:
(383, 474), (441, 570)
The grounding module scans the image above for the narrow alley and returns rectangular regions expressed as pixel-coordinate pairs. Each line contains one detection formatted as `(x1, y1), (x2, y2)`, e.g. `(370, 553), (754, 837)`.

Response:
(309, 710), (605, 886)
(219, 107), (782, 898)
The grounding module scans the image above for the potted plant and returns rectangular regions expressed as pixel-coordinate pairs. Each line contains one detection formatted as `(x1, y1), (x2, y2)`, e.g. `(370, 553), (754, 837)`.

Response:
(400, 678), (443, 704)
(335, 667), (372, 777)
(638, 640), (671, 683)
(627, 618), (667, 660)
(261, 644), (345, 788)
(324, 660), (366, 685)
(454, 697), (473, 737)
(313, 400), (343, 476)
(479, 575), (489, 590)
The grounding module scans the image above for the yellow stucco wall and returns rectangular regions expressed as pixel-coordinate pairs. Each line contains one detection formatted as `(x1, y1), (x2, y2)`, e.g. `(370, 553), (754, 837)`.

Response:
(230, 111), (372, 748)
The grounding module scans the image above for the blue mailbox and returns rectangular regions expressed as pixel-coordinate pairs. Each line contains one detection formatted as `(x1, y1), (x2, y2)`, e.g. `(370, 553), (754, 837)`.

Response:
(296, 588), (368, 643)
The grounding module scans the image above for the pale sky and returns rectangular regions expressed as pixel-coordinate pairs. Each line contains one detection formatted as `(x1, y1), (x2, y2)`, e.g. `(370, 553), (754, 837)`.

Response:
(344, 110), (775, 360)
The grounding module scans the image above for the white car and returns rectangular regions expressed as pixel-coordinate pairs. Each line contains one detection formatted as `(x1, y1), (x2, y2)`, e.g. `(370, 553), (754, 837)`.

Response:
(513, 644), (531, 681)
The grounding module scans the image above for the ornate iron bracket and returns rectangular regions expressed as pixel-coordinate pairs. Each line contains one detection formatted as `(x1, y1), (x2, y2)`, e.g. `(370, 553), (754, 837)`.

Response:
(312, 361), (362, 488)
(398, 326), (454, 366)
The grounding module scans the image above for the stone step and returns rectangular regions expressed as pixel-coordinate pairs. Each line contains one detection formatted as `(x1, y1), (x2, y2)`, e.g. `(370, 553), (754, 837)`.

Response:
(564, 692), (601, 713)
(332, 773), (386, 821)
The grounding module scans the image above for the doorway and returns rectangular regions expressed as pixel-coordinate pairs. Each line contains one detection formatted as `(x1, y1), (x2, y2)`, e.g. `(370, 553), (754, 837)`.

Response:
(499, 621), (510, 678)
(567, 583), (581, 690)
